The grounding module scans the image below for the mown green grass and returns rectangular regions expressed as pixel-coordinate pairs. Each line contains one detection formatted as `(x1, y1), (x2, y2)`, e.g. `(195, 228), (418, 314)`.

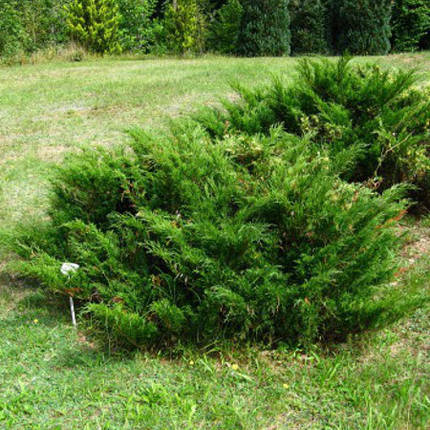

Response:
(0, 52), (429, 228)
(0, 53), (429, 429)
(1, 257), (429, 429)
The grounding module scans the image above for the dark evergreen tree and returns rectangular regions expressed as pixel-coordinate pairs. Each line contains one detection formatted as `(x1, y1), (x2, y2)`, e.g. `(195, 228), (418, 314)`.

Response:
(237, 0), (291, 56)
(391, 0), (430, 52)
(334, 0), (392, 55)
(208, 0), (243, 54)
(289, 0), (329, 54)
(421, 32), (430, 50)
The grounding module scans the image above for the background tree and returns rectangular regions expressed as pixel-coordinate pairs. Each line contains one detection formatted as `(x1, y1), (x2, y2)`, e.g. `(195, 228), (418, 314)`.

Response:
(207, 0), (243, 54)
(289, 0), (329, 55)
(333, 0), (392, 55)
(20, 0), (70, 51)
(391, 0), (430, 52)
(237, 0), (291, 56)
(65, 0), (122, 54)
(0, 0), (27, 58)
(421, 32), (430, 50)
(163, 0), (206, 54)
(116, 0), (157, 51)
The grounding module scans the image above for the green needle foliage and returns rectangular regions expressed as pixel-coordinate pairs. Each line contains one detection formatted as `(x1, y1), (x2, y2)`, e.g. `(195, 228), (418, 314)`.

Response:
(195, 57), (430, 210)
(65, 0), (122, 54)
(207, 0), (243, 54)
(163, 0), (207, 55)
(237, 0), (291, 56)
(5, 123), (416, 349)
(289, 0), (330, 55)
(2, 0), (430, 57)
(333, 0), (392, 55)
(391, 0), (430, 52)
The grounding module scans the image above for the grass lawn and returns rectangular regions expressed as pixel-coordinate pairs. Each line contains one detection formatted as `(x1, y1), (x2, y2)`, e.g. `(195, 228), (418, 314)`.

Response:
(0, 53), (429, 429)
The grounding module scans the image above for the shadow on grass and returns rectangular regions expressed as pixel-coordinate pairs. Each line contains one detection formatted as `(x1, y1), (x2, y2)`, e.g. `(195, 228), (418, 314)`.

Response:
(1, 249), (429, 371)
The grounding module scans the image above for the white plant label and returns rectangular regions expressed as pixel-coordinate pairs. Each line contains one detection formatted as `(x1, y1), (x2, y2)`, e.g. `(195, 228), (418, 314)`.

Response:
(60, 262), (80, 328)
(61, 262), (80, 276)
